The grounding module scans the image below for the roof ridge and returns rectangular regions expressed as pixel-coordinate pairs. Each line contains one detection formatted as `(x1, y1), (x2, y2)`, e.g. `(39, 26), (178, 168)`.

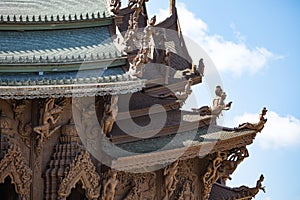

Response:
(0, 51), (123, 65)
(0, 73), (135, 87)
(0, 12), (109, 23)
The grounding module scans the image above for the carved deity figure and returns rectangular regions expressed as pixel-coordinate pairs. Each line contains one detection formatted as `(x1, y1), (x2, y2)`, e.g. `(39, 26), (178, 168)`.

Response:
(192, 85), (232, 116)
(163, 160), (179, 200)
(101, 96), (118, 137)
(10, 100), (32, 147)
(235, 107), (268, 132)
(33, 98), (63, 154)
(175, 78), (193, 106)
(102, 170), (118, 200)
(110, 0), (121, 14)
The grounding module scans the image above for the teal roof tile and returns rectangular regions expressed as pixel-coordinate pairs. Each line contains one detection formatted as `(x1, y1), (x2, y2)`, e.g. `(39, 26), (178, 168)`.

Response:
(0, 26), (125, 71)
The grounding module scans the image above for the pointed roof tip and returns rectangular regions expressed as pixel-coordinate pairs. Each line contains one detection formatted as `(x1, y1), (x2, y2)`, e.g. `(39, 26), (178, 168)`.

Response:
(170, 0), (176, 14)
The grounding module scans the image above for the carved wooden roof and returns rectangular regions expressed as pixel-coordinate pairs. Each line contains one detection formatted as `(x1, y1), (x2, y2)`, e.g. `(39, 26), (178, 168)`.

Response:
(109, 126), (257, 172)
(0, 75), (145, 99)
(209, 183), (254, 200)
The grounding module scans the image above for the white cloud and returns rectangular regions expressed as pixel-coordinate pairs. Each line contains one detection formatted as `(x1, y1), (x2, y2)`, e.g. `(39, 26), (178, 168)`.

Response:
(155, 3), (282, 76)
(234, 111), (300, 149)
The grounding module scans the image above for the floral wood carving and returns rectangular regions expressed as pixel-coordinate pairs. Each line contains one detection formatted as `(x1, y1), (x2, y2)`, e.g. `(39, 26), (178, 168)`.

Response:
(202, 151), (227, 200)
(0, 143), (32, 200)
(57, 150), (100, 200)
(34, 98), (63, 155)
(218, 146), (249, 183)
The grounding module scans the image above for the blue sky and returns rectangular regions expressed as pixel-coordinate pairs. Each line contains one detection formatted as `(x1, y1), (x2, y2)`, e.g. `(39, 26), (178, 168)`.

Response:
(147, 1), (300, 199)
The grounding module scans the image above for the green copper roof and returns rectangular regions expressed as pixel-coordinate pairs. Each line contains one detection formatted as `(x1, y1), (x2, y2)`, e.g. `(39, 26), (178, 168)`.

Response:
(0, 0), (110, 19)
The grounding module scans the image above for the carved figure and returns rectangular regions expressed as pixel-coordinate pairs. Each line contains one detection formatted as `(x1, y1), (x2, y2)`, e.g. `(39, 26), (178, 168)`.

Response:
(110, 0), (121, 14)
(175, 78), (193, 106)
(127, 63), (143, 78)
(33, 98), (63, 154)
(11, 100), (32, 147)
(124, 14), (139, 53)
(163, 160), (179, 200)
(127, 48), (149, 78)
(143, 15), (156, 46)
(235, 174), (265, 197)
(178, 182), (195, 200)
(101, 96), (118, 137)
(192, 86), (232, 116)
(197, 58), (205, 76)
(102, 170), (118, 200)
(235, 107), (268, 132)
(129, 0), (149, 19)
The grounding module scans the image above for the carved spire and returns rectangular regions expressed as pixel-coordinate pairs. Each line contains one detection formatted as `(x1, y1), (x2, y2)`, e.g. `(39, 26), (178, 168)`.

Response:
(170, 0), (176, 14)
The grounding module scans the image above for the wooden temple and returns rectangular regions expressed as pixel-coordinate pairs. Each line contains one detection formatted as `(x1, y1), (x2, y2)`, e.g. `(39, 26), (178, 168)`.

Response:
(0, 0), (267, 199)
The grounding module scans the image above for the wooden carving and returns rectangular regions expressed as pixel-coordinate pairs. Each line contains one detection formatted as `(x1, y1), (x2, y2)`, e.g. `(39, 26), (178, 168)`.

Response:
(202, 151), (227, 200)
(0, 143), (32, 200)
(175, 159), (199, 200)
(178, 182), (195, 200)
(163, 160), (179, 200)
(101, 95), (119, 137)
(192, 85), (232, 116)
(234, 174), (266, 197)
(175, 78), (193, 107)
(123, 172), (156, 200)
(143, 15), (156, 48)
(34, 98), (63, 154)
(57, 150), (100, 200)
(218, 146), (249, 183)
(235, 107), (268, 132)
(11, 99), (32, 147)
(110, 0), (121, 14)
(129, 0), (148, 20)
(101, 170), (118, 200)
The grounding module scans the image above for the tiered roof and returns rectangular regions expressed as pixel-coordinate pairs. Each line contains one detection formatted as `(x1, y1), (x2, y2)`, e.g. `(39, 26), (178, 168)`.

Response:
(0, 0), (145, 98)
